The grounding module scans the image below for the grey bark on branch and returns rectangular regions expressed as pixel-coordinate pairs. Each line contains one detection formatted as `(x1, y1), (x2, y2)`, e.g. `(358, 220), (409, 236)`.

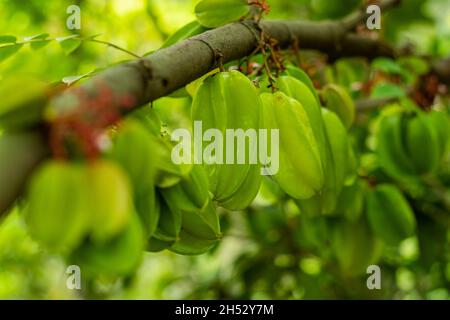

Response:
(48, 18), (399, 118)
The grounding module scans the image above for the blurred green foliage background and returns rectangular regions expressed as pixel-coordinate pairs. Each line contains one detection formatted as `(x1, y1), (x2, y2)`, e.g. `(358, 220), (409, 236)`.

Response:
(0, 0), (450, 299)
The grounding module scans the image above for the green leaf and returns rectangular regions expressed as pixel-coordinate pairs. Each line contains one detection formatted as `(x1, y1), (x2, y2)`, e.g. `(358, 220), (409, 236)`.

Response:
(371, 83), (406, 99)
(0, 35), (17, 44)
(142, 49), (155, 56)
(30, 40), (51, 50)
(24, 33), (51, 50)
(162, 21), (207, 49)
(398, 57), (429, 76)
(195, 0), (249, 28)
(372, 58), (404, 75)
(57, 35), (82, 55)
(0, 44), (23, 63)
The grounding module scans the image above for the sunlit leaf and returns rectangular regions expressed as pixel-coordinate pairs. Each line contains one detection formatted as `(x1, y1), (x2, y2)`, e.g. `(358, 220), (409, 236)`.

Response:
(195, 0), (249, 28)
(142, 49), (155, 56)
(372, 58), (404, 75)
(26, 33), (51, 50)
(0, 35), (17, 44)
(398, 57), (429, 76)
(30, 40), (51, 50)
(371, 83), (406, 99)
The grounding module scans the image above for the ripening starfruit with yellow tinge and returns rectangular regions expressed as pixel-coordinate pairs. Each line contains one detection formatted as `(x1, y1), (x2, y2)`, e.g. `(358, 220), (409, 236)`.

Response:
(25, 158), (136, 252)
(321, 84), (355, 130)
(283, 65), (320, 104)
(87, 160), (135, 243)
(191, 70), (261, 210)
(260, 91), (324, 199)
(296, 109), (352, 216)
(275, 74), (353, 215)
(25, 161), (91, 252)
(276, 75), (329, 175)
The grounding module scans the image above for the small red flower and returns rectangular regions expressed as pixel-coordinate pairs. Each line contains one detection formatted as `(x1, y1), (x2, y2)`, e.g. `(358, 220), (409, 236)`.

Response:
(50, 80), (138, 159)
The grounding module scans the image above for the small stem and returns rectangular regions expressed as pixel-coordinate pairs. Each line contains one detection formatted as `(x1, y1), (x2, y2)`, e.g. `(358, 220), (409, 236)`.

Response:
(225, 232), (255, 241)
(0, 36), (142, 59)
(88, 39), (141, 58)
(267, 43), (284, 72)
(215, 51), (225, 72)
(257, 30), (278, 91)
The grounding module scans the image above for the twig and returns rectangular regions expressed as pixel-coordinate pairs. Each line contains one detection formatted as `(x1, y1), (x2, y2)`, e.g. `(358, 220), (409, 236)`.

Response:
(0, 36), (142, 59)
(88, 39), (142, 58)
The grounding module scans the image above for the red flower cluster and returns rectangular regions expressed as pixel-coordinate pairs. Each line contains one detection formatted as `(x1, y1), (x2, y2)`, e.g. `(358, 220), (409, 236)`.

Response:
(50, 81), (136, 159)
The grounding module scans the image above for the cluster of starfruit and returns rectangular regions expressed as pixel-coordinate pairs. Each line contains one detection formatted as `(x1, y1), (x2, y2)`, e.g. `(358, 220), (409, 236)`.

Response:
(376, 108), (449, 181)
(23, 107), (223, 278)
(8, 61), (448, 279)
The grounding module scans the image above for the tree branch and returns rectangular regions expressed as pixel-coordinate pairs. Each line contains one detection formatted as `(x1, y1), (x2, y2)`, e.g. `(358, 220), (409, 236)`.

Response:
(0, 131), (49, 215)
(46, 19), (398, 120)
(0, 0), (445, 216)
